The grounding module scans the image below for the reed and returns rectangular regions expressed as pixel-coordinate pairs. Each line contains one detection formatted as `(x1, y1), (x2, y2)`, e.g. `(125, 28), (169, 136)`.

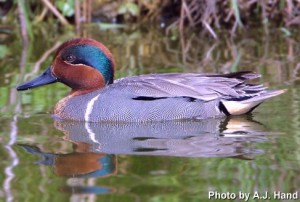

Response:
(2, 0), (300, 38)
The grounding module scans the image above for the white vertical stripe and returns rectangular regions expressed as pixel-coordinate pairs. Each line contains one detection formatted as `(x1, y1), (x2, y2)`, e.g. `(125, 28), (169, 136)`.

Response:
(85, 122), (101, 151)
(85, 94), (100, 122)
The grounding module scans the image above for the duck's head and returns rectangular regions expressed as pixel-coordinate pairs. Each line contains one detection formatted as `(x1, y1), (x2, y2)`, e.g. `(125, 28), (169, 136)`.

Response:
(17, 38), (115, 95)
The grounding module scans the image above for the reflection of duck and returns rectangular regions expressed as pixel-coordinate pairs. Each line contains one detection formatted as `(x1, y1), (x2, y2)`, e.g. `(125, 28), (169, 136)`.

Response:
(55, 116), (271, 158)
(17, 38), (285, 122)
(19, 143), (116, 178)
(19, 142), (117, 195)
(19, 116), (276, 195)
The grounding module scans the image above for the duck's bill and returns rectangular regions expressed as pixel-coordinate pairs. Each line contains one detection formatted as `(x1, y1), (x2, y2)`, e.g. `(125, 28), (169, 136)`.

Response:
(17, 66), (58, 91)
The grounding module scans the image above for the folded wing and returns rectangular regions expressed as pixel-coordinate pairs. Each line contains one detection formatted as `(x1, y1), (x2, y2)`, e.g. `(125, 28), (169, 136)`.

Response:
(112, 71), (285, 115)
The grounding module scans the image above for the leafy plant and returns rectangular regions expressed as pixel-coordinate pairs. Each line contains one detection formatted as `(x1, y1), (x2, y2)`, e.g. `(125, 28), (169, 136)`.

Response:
(0, 45), (9, 59)
(55, 0), (74, 17)
(118, 1), (140, 17)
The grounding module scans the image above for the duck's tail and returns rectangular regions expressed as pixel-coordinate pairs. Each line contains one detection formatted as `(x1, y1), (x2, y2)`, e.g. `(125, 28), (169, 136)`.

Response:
(221, 89), (287, 116)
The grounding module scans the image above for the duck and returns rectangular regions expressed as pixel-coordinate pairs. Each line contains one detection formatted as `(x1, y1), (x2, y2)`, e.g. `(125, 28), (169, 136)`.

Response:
(17, 38), (286, 122)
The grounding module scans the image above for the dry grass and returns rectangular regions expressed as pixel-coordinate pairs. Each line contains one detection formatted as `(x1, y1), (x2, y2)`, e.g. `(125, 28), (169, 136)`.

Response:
(4, 0), (300, 39)
(80, 0), (300, 37)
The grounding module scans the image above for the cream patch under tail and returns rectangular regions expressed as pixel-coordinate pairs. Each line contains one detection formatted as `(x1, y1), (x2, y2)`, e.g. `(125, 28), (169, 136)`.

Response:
(221, 89), (287, 115)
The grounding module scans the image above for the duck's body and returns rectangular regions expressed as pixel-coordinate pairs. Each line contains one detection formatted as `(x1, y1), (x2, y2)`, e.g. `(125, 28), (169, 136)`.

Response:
(17, 38), (285, 122)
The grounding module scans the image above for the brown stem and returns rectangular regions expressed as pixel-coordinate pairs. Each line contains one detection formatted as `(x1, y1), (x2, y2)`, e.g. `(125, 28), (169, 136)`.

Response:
(17, 0), (28, 46)
(24, 41), (62, 81)
(75, 0), (81, 30)
(41, 0), (70, 26)
(34, 7), (48, 23)
(17, 0), (29, 70)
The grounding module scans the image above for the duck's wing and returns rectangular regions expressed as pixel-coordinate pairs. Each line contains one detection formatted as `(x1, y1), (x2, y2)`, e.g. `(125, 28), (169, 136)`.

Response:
(113, 71), (275, 100)
(111, 71), (286, 115)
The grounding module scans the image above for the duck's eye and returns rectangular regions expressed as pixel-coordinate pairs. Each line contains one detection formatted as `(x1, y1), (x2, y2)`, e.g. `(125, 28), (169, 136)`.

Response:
(65, 55), (76, 63)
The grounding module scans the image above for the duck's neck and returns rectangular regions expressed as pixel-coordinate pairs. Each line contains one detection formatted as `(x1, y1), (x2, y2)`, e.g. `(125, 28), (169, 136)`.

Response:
(70, 87), (103, 96)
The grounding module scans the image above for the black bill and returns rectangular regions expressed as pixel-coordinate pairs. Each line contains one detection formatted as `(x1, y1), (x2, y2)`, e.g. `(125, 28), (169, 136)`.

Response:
(17, 66), (58, 91)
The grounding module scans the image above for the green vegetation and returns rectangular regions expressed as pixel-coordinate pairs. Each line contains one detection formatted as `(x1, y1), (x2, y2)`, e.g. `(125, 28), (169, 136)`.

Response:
(1, 1), (300, 201)
(2, 0), (300, 41)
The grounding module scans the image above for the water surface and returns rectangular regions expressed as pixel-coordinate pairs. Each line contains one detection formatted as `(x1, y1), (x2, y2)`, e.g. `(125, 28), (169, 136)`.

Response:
(0, 26), (299, 201)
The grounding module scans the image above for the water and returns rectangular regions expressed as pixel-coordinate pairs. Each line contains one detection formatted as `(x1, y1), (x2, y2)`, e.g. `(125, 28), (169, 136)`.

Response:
(0, 26), (299, 201)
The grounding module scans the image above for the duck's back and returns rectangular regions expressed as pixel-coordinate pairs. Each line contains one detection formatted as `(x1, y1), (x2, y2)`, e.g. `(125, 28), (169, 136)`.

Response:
(54, 72), (285, 122)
